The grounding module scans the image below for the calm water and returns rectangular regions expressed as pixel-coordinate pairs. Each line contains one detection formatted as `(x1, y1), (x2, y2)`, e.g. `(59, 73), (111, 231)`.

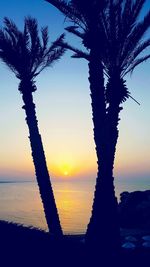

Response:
(0, 179), (149, 234)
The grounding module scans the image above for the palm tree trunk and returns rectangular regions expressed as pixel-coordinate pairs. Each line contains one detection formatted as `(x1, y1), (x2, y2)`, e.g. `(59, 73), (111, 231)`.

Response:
(20, 81), (62, 237)
(85, 50), (120, 256)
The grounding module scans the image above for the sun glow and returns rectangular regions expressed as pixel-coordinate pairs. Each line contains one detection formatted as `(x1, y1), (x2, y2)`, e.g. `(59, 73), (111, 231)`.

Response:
(47, 150), (98, 180)
(51, 157), (74, 178)
(61, 163), (71, 177)
(64, 170), (69, 176)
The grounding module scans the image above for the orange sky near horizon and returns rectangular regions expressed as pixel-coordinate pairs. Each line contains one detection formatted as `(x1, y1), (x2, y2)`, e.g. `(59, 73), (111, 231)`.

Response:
(0, 73), (150, 182)
(0, 0), (150, 183)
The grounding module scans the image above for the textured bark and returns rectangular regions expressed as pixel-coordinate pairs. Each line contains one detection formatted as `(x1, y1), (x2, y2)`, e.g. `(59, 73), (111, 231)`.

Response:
(85, 50), (121, 256)
(20, 80), (62, 237)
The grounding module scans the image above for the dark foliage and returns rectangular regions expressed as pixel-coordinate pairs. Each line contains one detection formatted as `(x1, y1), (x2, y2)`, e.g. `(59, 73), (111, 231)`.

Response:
(119, 190), (150, 229)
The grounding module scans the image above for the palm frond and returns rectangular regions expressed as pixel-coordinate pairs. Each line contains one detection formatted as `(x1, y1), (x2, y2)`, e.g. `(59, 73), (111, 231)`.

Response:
(25, 17), (40, 56)
(49, 33), (65, 52)
(3, 17), (20, 42)
(65, 26), (84, 39)
(0, 16), (66, 81)
(41, 26), (49, 52)
(122, 0), (132, 27)
(57, 39), (89, 60)
(123, 54), (150, 75)
(46, 47), (65, 66)
(131, 0), (146, 22)
(121, 39), (150, 72)
(45, 0), (86, 28)
(34, 46), (65, 76)
(0, 50), (18, 75)
(101, 0), (150, 106)
(0, 25), (23, 75)
(132, 39), (150, 60)
(23, 22), (30, 49)
(121, 10), (150, 66)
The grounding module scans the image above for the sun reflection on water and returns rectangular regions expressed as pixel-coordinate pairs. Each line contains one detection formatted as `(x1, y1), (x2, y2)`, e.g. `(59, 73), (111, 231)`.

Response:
(0, 181), (95, 234)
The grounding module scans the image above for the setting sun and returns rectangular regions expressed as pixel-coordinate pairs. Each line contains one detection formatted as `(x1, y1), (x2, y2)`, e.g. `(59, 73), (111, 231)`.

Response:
(50, 155), (76, 178)
(64, 170), (69, 176)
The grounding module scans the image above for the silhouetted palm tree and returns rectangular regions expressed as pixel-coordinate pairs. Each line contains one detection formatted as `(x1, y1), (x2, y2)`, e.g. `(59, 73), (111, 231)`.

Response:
(46, 0), (150, 255)
(0, 17), (65, 236)
(65, 0), (150, 255)
(86, 0), (150, 254)
(45, 0), (121, 254)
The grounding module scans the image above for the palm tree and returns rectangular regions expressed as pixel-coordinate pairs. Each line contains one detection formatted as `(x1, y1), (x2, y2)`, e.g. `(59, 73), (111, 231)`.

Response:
(45, 0), (121, 254)
(46, 0), (150, 255)
(0, 17), (65, 236)
(86, 0), (150, 254)
(65, 0), (150, 254)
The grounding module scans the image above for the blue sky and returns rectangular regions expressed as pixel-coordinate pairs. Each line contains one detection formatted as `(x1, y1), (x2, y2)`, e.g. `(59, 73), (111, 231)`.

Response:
(0, 0), (150, 186)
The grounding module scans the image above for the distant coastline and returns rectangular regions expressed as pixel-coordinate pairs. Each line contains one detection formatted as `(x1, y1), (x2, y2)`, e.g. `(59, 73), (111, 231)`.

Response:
(0, 180), (33, 184)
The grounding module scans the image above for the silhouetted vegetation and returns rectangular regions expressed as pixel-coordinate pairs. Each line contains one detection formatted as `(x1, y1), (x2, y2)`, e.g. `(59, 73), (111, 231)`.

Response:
(0, 17), (65, 236)
(45, 0), (121, 256)
(0, 220), (150, 267)
(45, 0), (150, 257)
(119, 190), (150, 229)
(0, 0), (150, 265)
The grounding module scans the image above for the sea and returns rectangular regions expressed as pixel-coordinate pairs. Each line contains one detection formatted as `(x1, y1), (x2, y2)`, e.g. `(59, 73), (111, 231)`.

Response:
(0, 179), (149, 234)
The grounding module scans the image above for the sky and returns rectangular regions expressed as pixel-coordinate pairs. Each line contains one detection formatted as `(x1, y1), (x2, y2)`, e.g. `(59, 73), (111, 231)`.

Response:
(0, 0), (150, 186)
